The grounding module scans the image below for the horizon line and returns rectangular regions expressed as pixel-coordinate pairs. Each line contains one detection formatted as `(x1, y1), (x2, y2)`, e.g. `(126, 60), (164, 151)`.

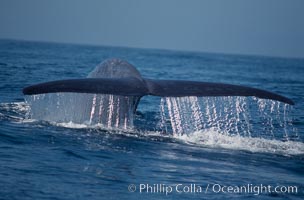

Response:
(1, 37), (303, 60)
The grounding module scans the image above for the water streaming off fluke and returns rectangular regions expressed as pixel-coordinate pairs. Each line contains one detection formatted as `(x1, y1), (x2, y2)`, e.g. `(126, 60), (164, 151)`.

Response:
(25, 92), (298, 143)
(159, 96), (297, 141)
(25, 93), (137, 129)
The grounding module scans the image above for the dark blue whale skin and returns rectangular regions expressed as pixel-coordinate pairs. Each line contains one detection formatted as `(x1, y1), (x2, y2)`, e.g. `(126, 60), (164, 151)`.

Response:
(23, 58), (294, 106)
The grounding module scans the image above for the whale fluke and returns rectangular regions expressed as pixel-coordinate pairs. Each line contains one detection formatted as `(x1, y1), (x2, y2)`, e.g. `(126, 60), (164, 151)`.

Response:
(23, 78), (294, 105)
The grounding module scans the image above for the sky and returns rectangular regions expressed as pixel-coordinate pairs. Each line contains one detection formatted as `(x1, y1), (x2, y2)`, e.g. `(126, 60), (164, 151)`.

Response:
(0, 0), (303, 58)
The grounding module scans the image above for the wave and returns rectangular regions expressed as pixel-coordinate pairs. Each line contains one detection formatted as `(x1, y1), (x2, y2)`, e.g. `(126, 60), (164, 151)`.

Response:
(176, 128), (304, 155)
(1, 101), (304, 156)
(32, 120), (304, 156)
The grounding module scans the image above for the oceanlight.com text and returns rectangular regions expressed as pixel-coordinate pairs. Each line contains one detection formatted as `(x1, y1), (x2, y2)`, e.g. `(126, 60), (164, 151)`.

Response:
(128, 183), (298, 196)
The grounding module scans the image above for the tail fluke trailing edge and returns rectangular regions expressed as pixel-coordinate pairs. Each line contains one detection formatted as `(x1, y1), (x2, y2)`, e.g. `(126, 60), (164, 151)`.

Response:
(23, 78), (295, 105)
(145, 79), (294, 105)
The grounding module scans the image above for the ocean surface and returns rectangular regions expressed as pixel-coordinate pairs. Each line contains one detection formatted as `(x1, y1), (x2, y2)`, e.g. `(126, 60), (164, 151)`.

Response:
(0, 39), (303, 200)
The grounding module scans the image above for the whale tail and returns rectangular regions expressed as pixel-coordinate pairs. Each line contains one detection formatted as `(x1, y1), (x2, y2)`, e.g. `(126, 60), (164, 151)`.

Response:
(23, 58), (294, 106)
(23, 77), (294, 105)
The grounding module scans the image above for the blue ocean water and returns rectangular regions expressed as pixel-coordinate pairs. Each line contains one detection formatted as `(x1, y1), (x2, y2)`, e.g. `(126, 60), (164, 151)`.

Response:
(0, 39), (303, 199)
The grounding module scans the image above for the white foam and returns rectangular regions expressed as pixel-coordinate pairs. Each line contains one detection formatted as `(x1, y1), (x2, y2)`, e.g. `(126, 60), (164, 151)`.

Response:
(176, 128), (304, 155)
(0, 102), (29, 121)
(20, 117), (304, 155)
(0, 102), (29, 112)
(51, 120), (136, 134)
(54, 121), (94, 129)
